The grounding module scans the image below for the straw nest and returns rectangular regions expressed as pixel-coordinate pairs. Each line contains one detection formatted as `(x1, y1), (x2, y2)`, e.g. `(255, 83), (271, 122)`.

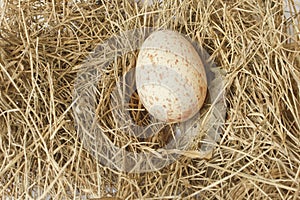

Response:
(0, 0), (299, 199)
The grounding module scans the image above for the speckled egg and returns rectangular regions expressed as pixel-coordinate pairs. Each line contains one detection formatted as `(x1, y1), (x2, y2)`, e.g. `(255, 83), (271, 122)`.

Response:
(136, 30), (207, 123)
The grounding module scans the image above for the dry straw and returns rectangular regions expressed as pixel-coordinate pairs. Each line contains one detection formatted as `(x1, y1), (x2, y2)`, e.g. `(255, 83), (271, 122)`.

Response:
(0, 0), (299, 199)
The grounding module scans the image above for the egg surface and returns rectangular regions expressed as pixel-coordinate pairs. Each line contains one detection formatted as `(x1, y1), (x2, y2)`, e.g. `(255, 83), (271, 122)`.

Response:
(136, 30), (207, 122)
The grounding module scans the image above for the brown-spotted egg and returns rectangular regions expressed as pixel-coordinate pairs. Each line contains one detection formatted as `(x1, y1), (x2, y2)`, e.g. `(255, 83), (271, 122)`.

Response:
(136, 30), (207, 123)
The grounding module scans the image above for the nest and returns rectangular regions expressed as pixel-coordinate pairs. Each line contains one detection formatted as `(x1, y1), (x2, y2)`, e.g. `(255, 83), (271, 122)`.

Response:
(0, 0), (299, 199)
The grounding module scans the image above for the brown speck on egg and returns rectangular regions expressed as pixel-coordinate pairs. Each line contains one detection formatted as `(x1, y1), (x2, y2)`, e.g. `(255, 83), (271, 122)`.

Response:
(148, 53), (154, 61)
(159, 73), (163, 79)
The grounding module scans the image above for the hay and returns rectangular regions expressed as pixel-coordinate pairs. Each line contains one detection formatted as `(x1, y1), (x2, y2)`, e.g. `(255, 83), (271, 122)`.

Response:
(0, 0), (299, 199)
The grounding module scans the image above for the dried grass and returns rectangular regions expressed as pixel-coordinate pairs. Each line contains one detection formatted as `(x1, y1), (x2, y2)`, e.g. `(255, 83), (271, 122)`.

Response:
(0, 0), (299, 199)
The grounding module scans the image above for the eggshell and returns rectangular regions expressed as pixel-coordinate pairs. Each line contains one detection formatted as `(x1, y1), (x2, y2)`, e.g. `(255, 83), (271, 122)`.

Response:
(136, 30), (207, 122)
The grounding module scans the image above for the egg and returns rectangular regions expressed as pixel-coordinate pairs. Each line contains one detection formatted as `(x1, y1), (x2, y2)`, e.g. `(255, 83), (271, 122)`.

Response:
(135, 30), (207, 123)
